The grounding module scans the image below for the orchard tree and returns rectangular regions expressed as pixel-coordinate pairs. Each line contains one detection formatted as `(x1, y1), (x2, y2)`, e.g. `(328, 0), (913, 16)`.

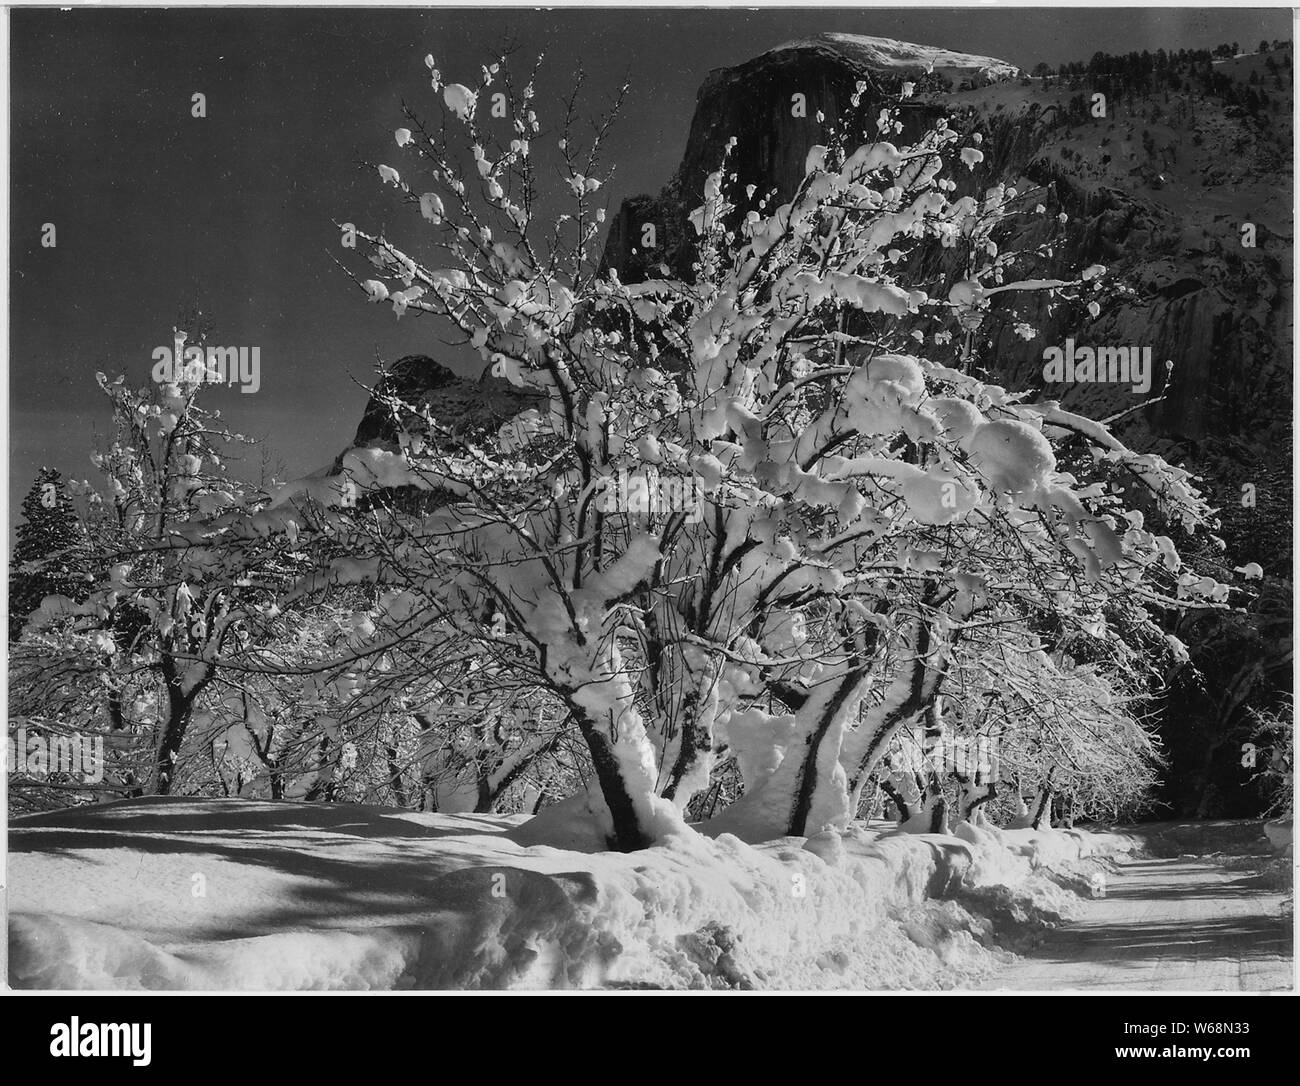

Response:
(19, 344), (295, 796)
(199, 587), (580, 811)
(874, 619), (1167, 833)
(263, 51), (1230, 850)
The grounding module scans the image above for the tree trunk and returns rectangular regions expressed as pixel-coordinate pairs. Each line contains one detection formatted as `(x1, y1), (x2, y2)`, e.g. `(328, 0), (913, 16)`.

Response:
(843, 604), (946, 802)
(153, 656), (210, 796)
(1032, 787), (1053, 830)
(900, 790), (949, 834)
(960, 780), (997, 823)
(474, 761), (494, 812)
(659, 685), (717, 809)
(704, 656), (875, 842)
(267, 758), (285, 801)
(880, 778), (912, 822)
(305, 735), (337, 802)
(386, 744), (409, 807)
(552, 637), (681, 851)
(956, 732), (997, 824)
(1007, 778), (1034, 828)
(907, 700), (951, 833)
(413, 713), (438, 811)
(106, 687), (143, 799)
(788, 665), (871, 837)
(888, 713), (950, 834)
(153, 692), (194, 796)
(244, 712), (284, 800)
(575, 714), (656, 852)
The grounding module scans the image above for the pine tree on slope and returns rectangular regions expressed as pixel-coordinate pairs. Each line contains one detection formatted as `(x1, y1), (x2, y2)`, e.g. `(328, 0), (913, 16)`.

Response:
(9, 468), (90, 642)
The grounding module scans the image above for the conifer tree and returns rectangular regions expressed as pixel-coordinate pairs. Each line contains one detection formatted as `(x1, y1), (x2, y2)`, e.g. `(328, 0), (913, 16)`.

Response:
(9, 468), (90, 641)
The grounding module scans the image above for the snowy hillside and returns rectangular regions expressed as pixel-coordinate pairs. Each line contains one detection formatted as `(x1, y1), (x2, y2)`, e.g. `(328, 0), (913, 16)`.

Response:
(770, 33), (1020, 85)
(8, 798), (1135, 991)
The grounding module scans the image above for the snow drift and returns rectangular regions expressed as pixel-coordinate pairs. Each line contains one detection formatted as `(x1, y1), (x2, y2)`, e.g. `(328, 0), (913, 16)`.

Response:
(9, 797), (1135, 990)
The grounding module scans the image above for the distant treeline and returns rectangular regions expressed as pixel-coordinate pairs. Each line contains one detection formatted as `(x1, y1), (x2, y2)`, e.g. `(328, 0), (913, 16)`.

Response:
(1027, 41), (1292, 117)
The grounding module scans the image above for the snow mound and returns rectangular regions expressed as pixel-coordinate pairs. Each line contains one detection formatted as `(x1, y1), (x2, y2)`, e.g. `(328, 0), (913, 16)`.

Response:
(770, 33), (1019, 86)
(8, 798), (1135, 991)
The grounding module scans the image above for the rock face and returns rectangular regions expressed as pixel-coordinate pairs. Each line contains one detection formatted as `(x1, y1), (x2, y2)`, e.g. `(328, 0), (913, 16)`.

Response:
(945, 99), (1290, 452)
(600, 35), (1292, 460)
(347, 355), (542, 454)
(336, 355), (544, 513)
(599, 35), (980, 284)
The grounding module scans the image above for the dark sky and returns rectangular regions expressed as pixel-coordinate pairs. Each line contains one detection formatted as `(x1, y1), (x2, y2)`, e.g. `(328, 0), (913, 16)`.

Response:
(8, 5), (1290, 525)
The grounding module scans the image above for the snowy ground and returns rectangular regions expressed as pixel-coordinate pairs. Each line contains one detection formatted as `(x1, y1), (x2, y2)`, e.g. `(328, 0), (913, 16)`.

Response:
(8, 797), (1140, 990)
(980, 821), (1294, 991)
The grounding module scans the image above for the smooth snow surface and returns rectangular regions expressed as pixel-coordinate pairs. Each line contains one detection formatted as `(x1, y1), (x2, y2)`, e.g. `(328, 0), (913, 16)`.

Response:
(10, 797), (1135, 991)
(770, 34), (1019, 85)
(980, 822), (1293, 991)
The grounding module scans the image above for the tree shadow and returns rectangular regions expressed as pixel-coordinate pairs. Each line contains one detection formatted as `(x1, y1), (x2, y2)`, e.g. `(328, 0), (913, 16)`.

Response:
(982, 847), (1294, 988)
(11, 795), (516, 840)
(8, 797), (586, 942)
(1107, 858), (1290, 902)
(1017, 913), (1292, 967)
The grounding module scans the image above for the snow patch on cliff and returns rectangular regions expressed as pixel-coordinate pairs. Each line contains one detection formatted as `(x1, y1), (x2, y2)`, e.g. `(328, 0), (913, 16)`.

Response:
(770, 33), (1019, 86)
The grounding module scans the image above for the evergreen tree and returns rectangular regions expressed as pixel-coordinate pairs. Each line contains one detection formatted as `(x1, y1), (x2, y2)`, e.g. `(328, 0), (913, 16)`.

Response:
(9, 468), (90, 641)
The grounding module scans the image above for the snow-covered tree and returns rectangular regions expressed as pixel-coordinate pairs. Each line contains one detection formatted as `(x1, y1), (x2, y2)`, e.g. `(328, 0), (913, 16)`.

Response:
(17, 347), (294, 797)
(265, 51), (1229, 850)
(197, 591), (579, 811)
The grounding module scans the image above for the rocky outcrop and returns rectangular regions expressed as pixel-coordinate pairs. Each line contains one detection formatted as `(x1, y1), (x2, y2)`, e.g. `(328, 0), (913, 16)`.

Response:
(959, 104), (1290, 450)
(599, 35), (1292, 459)
(345, 355), (542, 456)
(599, 35), (973, 282)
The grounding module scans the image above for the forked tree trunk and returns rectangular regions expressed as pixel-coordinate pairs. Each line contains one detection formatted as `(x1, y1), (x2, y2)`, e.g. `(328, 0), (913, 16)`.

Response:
(843, 600), (947, 806)
(899, 788), (949, 834)
(885, 761), (922, 824)
(386, 743), (410, 808)
(106, 687), (144, 799)
(890, 703), (950, 834)
(545, 636), (684, 850)
(701, 659), (872, 842)
(956, 733), (997, 824)
(960, 779), (997, 824)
